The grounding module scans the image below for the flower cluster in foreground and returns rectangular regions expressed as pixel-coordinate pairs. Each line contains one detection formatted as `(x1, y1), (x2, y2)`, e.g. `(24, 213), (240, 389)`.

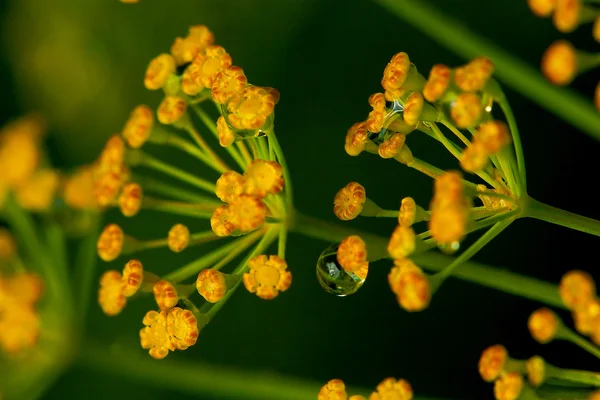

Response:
(528, 0), (600, 110)
(94, 25), (293, 359)
(335, 51), (524, 311)
(318, 377), (412, 400)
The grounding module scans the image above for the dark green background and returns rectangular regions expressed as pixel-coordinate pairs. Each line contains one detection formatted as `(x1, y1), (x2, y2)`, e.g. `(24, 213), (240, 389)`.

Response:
(1, 0), (599, 399)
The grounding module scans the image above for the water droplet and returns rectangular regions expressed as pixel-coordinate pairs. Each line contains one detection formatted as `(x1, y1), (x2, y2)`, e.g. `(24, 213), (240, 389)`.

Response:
(316, 243), (368, 297)
(438, 241), (460, 255)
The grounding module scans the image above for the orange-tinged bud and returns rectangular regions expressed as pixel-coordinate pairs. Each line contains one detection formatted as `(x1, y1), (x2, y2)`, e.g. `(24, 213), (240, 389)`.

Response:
(0, 114), (43, 187)
(369, 377), (413, 400)
(559, 270), (595, 309)
(153, 280), (178, 311)
(433, 171), (465, 205)
(0, 228), (16, 260)
(553, 0), (581, 33)
(211, 66), (248, 104)
(450, 93), (482, 128)
(63, 166), (97, 210)
(157, 96), (187, 125)
(122, 259), (144, 297)
(170, 25), (215, 66)
(573, 299), (600, 334)
(140, 310), (173, 359)
(494, 372), (523, 400)
(337, 235), (368, 273)
(216, 170), (246, 203)
(118, 182), (142, 217)
(367, 108), (385, 134)
(216, 116), (235, 147)
(388, 225), (416, 259)
(423, 64), (451, 103)
(388, 259), (430, 312)
(99, 135), (126, 168)
(15, 169), (59, 211)
(334, 182), (366, 221)
(98, 270), (126, 316)
(192, 45), (232, 89)
(93, 163), (129, 208)
(345, 121), (369, 156)
(382, 52), (411, 101)
(429, 205), (468, 245)
(0, 272), (43, 307)
(244, 159), (284, 197)
(227, 86), (278, 130)
(479, 344), (508, 382)
(460, 142), (489, 173)
(196, 269), (227, 303)
(122, 105), (153, 148)
(528, 308), (559, 343)
(181, 62), (205, 96)
(210, 205), (237, 237)
(403, 92), (424, 126)
(399, 197), (417, 227)
(228, 194), (267, 232)
(318, 379), (347, 400)
(476, 121), (511, 154)
(542, 40), (577, 86)
(525, 356), (545, 387)
(144, 54), (176, 90)
(243, 254), (292, 300)
(168, 224), (190, 253)
(0, 307), (41, 354)
(97, 224), (124, 262)
(454, 57), (495, 93)
(378, 133), (406, 159)
(528, 0), (557, 17)
(167, 307), (199, 350)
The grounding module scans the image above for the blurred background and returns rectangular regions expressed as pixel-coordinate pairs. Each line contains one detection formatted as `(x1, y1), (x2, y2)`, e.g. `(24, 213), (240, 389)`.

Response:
(1, 0), (599, 398)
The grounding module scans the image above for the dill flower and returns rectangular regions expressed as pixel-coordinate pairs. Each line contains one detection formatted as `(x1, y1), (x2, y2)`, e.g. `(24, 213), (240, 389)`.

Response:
(387, 225), (416, 259)
(191, 45), (232, 88)
(170, 25), (215, 66)
(344, 121), (369, 156)
(62, 165), (97, 210)
(553, 0), (581, 33)
(167, 307), (199, 350)
(140, 310), (173, 359)
(542, 40), (577, 86)
(572, 299), (600, 334)
(318, 379), (347, 400)
(144, 54), (176, 90)
(369, 377), (413, 400)
(0, 228), (16, 260)
(243, 254), (292, 300)
(454, 57), (494, 92)
(122, 105), (153, 148)
(118, 182), (143, 217)
(403, 92), (424, 126)
(423, 64), (451, 103)
(528, 0), (557, 17)
(211, 66), (248, 105)
(450, 92), (482, 128)
(98, 270), (127, 316)
(228, 194), (267, 232)
(493, 372), (523, 400)
(398, 197), (417, 227)
(210, 205), (238, 237)
(168, 224), (190, 253)
(0, 114), (44, 188)
(153, 280), (179, 311)
(216, 116), (235, 147)
(97, 224), (124, 262)
(378, 134), (406, 159)
(388, 259), (430, 312)
(122, 259), (144, 297)
(244, 159), (284, 197)
(559, 270), (595, 309)
(337, 235), (368, 273)
(196, 269), (227, 303)
(227, 85), (279, 130)
(381, 52), (411, 101)
(215, 171), (246, 203)
(0, 307), (41, 355)
(528, 308), (559, 343)
(478, 344), (508, 382)
(525, 356), (546, 387)
(334, 182), (366, 221)
(157, 96), (187, 125)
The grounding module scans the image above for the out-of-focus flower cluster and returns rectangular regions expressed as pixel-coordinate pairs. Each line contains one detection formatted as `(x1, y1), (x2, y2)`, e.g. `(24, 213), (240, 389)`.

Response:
(318, 377), (413, 400)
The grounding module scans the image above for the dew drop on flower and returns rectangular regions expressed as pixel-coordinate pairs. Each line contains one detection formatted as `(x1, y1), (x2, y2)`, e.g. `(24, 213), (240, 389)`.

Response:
(316, 243), (367, 296)
(438, 241), (460, 255)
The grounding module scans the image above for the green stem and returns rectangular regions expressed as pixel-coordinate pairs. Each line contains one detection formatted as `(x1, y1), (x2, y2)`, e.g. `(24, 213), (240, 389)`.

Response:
(375, 0), (600, 139)
(560, 327), (600, 359)
(268, 133), (294, 211)
(134, 174), (216, 203)
(498, 99), (527, 191)
(524, 196), (600, 237)
(142, 197), (219, 219)
(547, 364), (600, 387)
(292, 211), (565, 309)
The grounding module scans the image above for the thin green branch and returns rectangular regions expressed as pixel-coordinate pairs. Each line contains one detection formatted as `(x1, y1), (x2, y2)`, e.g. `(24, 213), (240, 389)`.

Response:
(524, 196), (600, 237)
(375, 0), (600, 139)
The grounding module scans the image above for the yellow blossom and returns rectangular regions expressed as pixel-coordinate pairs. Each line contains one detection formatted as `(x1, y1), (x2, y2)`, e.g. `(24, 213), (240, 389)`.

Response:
(369, 377), (413, 400)
(168, 224), (190, 253)
(227, 86), (278, 130)
(381, 52), (411, 101)
(0, 307), (41, 354)
(337, 235), (368, 273)
(429, 205), (468, 246)
(525, 356), (545, 387)
(181, 63), (205, 96)
(403, 92), (424, 125)
(542, 40), (577, 86)
(153, 280), (179, 311)
(196, 269), (227, 303)
(422, 64), (451, 103)
(493, 372), (523, 400)
(211, 66), (248, 104)
(460, 142), (489, 173)
(118, 182), (143, 217)
(559, 270), (595, 310)
(478, 344), (508, 382)
(228, 195), (267, 233)
(572, 299), (600, 334)
(345, 121), (370, 156)
(63, 166), (97, 210)
(553, 0), (581, 33)
(334, 182), (366, 221)
(318, 379), (347, 400)
(243, 254), (292, 300)
(0, 114), (44, 187)
(144, 54), (176, 90)
(140, 310), (173, 359)
(528, 308), (559, 343)
(528, 0), (557, 17)
(450, 92), (482, 128)
(157, 96), (187, 125)
(387, 225), (416, 259)
(216, 116), (235, 147)
(122, 105), (153, 148)
(244, 159), (284, 197)
(98, 270), (127, 316)
(476, 121), (511, 154)
(210, 205), (237, 237)
(122, 259), (144, 297)
(399, 197), (416, 227)
(191, 45), (232, 88)
(388, 259), (430, 312)
(167, 307), (199, 350)
(170, 25), (215, 66)
(454, 57), (494, 92)
(97, 224), (124, 262)
(215, 171), (246, 203)
(378, 133), (406, 159)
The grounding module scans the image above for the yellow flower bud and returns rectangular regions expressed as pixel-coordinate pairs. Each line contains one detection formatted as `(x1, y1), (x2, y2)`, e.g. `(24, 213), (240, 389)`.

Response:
(388, 259), (430, 312)
(144, 54), (176, 90)
(118, 182), (143, 217)
(170, 25), (215, 66)
(210, 205), (237, 237)
(493, 372), (523, 400)
(476, 121), (511, 154)
(192, 45), (232, 89)
(153, 280), (178, 311)
(450, 92), (482, 128)
(403, 92), (424, 126)
(63, 166), (97, 210)
(572, 299), (600, 334)
(399, 197), (417, 227)
(378, 134), (406, 159)
(97, 224), (124, 262)
(227, 86), (278, 130)
(196, 269), (227, 303)
(553, 0), (581, 33)
(167, 307), (199, 350)
(181, 62), (205, 96)
(423, 64), (451, 103)
(318, 379), (347, 400)
(122, 105), (153, 148)
(429, 205), (468, 246)
(0, 114), (43, 187)
(478, 344), (508, 382)
(559, 270), (595, 310)
(345, 121), (369, 156)
(244, 159), (284, 198)
(387, 225), (416, 260)
(215, 171), (246, 203)
(542, 40), (577, 86)
(381, 52), (411, 101)
(369, 377), (413, 400)
(333, 182), (366, 221)
(243, 254), (292, 300)
(216, 116), (235, 147)
(460, 142), (489, 173)
(528, 0), (557, 17)
(528, 308), (559, 344)
(122, 259), (144, 297)
(157, 96), (187, 125)
(337, 235), (368, 273)
(211, 66), (248, 105)
(140, 310), (173, 359)
(0, 307), (41, 354)
(525, 356), (545, 387)
(454, 57), (494, 93)
(98, 270), (127, 316)
(168, 224), (190, 253)
(228, 194), (267, 233)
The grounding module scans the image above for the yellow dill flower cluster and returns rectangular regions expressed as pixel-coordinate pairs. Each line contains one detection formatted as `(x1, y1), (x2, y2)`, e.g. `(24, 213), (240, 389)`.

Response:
(318, 377), (412, 400)
(558, 270), (600, 344)
(94, 25), (294, 359)
(528, 0), (600, 110)
(0, 229), (44, 355)
(336, 52), (525, 309)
